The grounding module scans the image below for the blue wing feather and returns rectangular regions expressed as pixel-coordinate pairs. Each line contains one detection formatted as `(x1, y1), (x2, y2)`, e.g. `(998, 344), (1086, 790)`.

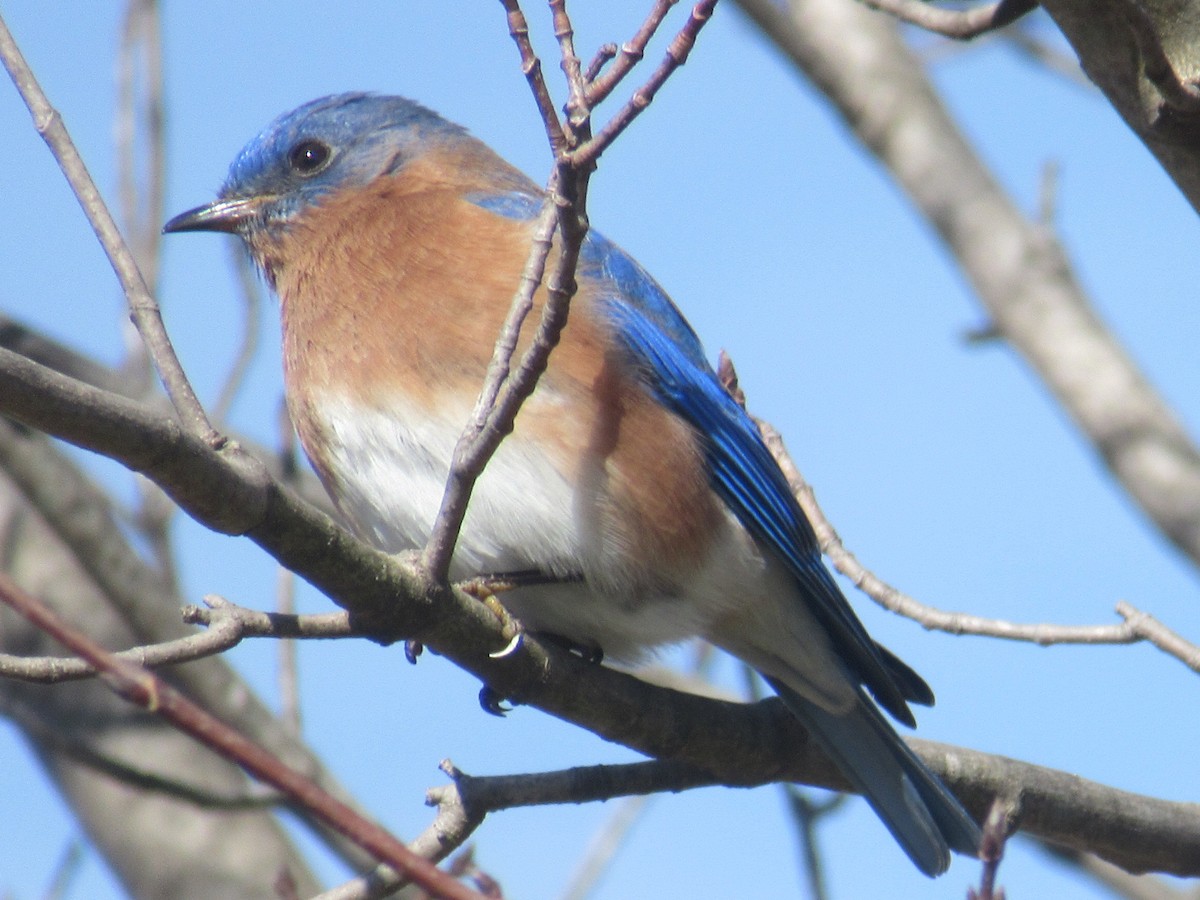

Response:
(598, 276), (916, 724)
(470, 191), (916, 721)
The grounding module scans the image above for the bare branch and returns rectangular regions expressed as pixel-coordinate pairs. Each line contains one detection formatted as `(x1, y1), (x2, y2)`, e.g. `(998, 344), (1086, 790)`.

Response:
(0, 594), (356, 684)
(586, 0), (679, 106)
(861, 0), (1037, 40)
(420, 192), (566, 582)
(568, 0), (720, 170)
(425, 2), (720, 581)
(1117, 601), (1200, 673)
(0, 607), (241, 682)
(0, 11), (215, 442)
(315, 768), (485, 900)
(499, 0), (567, 154)
(718, 351), (1169, 649)
(4, 293), (1200, 876)
(549, 0), (590, 132)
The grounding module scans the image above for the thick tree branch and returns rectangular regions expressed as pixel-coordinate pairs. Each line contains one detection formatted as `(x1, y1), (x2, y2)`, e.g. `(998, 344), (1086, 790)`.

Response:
(0, 346), (1198, 875)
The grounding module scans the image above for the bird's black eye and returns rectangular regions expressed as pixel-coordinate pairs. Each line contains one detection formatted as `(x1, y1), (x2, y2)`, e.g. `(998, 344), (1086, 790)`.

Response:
(287, 139), (331, 176)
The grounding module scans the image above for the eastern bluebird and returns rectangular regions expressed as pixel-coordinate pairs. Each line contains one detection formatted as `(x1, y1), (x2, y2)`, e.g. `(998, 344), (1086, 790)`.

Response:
(165, 92), (980, 875)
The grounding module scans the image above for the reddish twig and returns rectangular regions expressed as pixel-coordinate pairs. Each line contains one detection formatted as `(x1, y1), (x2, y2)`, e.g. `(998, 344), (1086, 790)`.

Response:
(313, 767), (485, 900)
(0, 573), (484, 900)
(584, 42), (619, 83)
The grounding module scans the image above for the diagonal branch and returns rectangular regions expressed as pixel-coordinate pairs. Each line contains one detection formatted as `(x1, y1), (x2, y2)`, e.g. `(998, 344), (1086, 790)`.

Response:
(0, 11), (215, 443)
(0, 572), (486, 900)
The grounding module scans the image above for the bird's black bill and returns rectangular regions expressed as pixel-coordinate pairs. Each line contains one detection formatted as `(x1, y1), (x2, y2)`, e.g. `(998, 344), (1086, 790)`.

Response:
(163, 197), (259, 234)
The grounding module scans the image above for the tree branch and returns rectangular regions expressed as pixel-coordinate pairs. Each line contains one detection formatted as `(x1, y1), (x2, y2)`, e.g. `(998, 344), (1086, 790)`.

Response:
(0, 11), (214, 442)
(734, 0), (1200, 575)
(1, 315), (1199, 875)
(861, 0), (1037, 40)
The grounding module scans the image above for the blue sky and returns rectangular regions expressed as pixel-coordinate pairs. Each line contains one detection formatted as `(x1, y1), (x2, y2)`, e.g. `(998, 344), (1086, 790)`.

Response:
(3, 3), (1199, 898)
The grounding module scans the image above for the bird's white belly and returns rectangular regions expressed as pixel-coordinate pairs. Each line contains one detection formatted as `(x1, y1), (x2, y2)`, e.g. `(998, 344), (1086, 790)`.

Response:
(308, 391), (770, 658)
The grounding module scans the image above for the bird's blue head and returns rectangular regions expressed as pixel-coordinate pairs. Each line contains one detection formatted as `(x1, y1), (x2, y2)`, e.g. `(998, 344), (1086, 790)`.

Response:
(164, 92), (465, 237)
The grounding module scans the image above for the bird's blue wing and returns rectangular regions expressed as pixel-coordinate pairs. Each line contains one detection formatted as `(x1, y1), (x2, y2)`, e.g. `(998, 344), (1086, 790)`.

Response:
(469, 195), (920, 720)
(587, 238), (915, 723)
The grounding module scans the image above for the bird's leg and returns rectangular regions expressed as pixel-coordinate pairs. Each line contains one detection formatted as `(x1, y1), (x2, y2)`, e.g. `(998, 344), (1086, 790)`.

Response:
(457, 574), (527, 717)
(462, 569), (602, 662)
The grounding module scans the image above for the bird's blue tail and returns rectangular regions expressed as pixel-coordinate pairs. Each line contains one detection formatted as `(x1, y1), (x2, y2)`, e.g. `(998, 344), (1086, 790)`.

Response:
(766, 677), (980, 876)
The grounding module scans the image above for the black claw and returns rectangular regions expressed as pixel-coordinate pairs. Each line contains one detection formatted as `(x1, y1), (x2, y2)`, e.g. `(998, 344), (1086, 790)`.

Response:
(404, 640), (424, 664)
(478, 685), (512, 717)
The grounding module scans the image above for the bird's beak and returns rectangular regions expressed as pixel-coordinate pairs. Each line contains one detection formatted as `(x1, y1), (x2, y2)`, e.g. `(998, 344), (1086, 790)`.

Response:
(162, 196), (263, 234)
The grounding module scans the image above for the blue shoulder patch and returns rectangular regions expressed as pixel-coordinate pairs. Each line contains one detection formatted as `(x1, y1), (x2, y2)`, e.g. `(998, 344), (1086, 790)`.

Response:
(467, 191), (543, 221)
(468, 192), (708, 369)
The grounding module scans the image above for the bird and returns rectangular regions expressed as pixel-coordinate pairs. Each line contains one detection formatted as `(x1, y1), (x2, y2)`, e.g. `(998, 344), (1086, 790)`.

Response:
(164, 92), (981, 875)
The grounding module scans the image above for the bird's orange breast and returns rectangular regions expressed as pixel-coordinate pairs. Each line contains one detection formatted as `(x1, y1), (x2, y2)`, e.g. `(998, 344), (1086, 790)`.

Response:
(267, 150), (724, 586)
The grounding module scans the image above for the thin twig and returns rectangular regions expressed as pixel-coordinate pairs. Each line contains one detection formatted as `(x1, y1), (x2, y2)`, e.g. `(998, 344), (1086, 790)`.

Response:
(860, 0), (1036, 41)
(569, 0), (719, 169)
(757, 414), (1142, 645)
(549, 0), (590, 135)
(559, 796), (653, 900)
(584, 43), (619, 83)
(305, 772), (486, 900)
(0, 11), (216, 442)
(969, 799), (1011, 900)
(561, 642), (716, 900)
(39, 839), (85, 900)
(714, 351), (1200, 657)
(425, 2), (720, 581)
(0, 595), (355, 684)
(1117, 601), (1200, 673)
(419, 191), (562, 581)
(0, 573), (485, 900)
(586, 0), (678, 106)
(499, 0), (567, 155)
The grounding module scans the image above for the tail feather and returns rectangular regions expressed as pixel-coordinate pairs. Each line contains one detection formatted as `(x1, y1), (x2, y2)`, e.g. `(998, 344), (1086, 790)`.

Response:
(767, 677), (980, 877)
